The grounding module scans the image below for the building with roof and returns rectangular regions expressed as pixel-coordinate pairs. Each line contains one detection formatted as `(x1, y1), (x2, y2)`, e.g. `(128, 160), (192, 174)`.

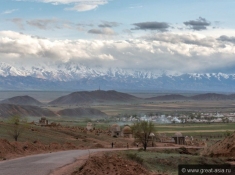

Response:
(172, 132), (185, 145)
(121, 125), (132, 138)
(110, 124), (121, 137)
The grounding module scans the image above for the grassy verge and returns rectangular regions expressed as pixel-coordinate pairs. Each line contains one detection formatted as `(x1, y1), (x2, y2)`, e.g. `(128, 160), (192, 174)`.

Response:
(121, 149), (227, 175)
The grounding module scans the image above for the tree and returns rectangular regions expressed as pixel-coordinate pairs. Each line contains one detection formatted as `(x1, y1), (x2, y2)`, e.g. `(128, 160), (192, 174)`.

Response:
(7, 116), (28, 141)
(131, 121), (156, 151)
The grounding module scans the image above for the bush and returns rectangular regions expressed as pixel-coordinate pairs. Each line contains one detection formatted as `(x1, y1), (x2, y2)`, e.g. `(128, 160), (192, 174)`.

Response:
(224, 130), (231, 137)
(138, 148), (144, 152)
(126, 153), (144, 165)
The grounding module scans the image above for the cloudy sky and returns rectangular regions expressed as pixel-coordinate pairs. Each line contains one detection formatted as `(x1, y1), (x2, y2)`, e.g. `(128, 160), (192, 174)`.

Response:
(1, 0), (235, 73)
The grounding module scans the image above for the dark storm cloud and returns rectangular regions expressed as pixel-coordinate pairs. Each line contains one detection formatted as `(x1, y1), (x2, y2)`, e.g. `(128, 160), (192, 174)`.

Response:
(218, 35), (235, 44)
(132, 22), (170, 31)
(184, 17), (211, 31)
(98, 21), (120, 28)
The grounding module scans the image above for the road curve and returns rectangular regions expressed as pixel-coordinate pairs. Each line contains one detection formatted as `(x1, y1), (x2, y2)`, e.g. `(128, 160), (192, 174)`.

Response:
(0, 146), (203, 175)
(0, 148), (118, 175)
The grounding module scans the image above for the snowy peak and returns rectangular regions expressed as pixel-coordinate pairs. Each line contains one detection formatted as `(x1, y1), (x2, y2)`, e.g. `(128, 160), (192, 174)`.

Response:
(0, 62), (26, 77)
(0, 62), (235, 91)
(0, 62), (235, 82)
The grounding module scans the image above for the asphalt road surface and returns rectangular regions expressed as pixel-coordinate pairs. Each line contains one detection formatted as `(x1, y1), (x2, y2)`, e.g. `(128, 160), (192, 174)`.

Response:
(0, 146), (202, 175)
(0, 148), (115, 175)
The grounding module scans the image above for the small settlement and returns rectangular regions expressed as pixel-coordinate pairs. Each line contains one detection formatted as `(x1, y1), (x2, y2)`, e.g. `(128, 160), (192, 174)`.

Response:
(36, 118), (206, 147)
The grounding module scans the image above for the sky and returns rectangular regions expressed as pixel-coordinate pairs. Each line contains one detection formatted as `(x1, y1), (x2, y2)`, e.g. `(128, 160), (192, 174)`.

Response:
(0, 0), (235, 74)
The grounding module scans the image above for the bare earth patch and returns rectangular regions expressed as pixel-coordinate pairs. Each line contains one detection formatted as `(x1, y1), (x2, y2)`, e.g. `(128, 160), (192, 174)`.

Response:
(70, 153), (162, 175)
(202, 131), (235, 157)
(0, 139), (78, 160)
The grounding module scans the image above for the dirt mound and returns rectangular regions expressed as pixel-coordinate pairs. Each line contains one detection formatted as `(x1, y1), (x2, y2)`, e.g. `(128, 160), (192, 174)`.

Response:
(0, 139), (21, 159)
(63, 142), (77, 149)
(202, 131), (235, 157)
(90, 143), (105, 148)
(0, 139), (78, 160)
(72, 154), (158, 175)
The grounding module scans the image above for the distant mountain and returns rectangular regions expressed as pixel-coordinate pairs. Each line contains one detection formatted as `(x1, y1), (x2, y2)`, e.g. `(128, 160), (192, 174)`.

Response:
(1, 95), (43, 106)
(146, 94), (188, 101)
(191, 93), (235, 100)
(48, 90), (139, 105)
(0, 104), (56, 118)
(57, 107), (107, 117)
(1, 62), (235, 92)
(147, 93), (235, 101)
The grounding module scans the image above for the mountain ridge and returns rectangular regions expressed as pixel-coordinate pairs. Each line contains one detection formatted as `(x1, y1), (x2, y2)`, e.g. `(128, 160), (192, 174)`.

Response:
(146, 93), (235, 101)
(1, 62), (235, 91)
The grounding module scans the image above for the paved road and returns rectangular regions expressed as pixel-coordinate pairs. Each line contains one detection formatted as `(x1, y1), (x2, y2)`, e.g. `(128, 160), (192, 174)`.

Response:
(0, 149), (116, 175)
(0, 146), (203, 175)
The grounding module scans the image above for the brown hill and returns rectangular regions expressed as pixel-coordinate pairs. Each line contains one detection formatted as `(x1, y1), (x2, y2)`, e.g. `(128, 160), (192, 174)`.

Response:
(57, 107), (107, 117)
(146, 94), (188, 101)
(0, 104), (56, 118)
(48, 90), (139, 105)
(1, 95), (43, 106)
(202, 131), (235, 157)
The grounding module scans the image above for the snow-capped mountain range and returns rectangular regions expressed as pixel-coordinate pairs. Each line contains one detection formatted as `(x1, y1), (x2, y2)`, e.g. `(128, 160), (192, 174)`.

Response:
(0, 62), (235, 92)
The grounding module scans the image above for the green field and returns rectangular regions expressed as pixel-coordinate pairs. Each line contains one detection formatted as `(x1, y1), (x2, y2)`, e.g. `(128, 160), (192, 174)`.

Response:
(155, 123), (235, 136)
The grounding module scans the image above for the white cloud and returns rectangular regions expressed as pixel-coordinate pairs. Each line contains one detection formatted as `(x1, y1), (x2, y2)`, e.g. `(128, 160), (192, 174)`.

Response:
(0, 30), (235, 73)
(36, 0), (109, 11)
(2, 9), (18, 15)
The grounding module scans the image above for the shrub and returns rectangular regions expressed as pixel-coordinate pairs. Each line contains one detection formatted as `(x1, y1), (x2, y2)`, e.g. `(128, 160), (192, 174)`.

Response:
(126, 153), (143, 165)
(138, 148), (144, 152)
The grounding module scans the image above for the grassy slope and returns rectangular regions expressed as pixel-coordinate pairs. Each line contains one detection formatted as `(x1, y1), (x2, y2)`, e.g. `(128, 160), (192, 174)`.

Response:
(0, 121), (129, 148)
(121, 149), (226, 175)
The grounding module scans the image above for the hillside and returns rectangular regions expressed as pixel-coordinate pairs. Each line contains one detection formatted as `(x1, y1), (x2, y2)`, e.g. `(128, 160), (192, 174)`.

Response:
(0, 104), (56, 118)
(191, 93), (229, 100)
(57, 107), (107, 117)
(48, 90), (139, 105)
(0, 95), (43, 106)
(202, 131), (235, 157)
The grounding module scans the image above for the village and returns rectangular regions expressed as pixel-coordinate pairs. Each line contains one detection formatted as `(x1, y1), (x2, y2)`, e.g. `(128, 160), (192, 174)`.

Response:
(37, 117), (207, 148)
(114, 112), (235, 124)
